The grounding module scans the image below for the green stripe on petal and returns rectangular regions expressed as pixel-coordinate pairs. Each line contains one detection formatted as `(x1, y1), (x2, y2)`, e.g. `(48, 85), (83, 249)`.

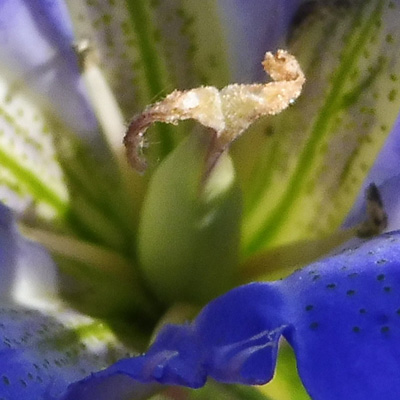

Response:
(0, 73), (68, 220)
(67, 0), (230, 109)
(66, 0), (231, 164)
(156, 0), (231, 88)
(67, 0), (176, 161)
(242, 0), (400, 256)
(66, 0), (150, 111)
(51, 132), (138, 253)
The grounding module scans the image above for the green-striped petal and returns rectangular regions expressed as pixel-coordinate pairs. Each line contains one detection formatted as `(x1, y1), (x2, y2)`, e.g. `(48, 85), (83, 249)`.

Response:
(0, 73), (68, 221)
(241, 0), (400, 257)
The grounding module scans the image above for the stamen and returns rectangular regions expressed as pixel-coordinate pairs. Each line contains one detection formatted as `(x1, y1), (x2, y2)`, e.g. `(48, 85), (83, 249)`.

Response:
(19, 224), (160, 318)
(240, 228), (355, 282)
(124, 50), (305, 173)
(73, 40), (129, 174)
(19, 224), (132, 280)
(356, 183), (388, 238)
(242, 183), (388, 282)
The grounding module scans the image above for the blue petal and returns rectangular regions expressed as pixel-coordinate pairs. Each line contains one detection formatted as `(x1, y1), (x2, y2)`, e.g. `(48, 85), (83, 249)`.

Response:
(345, 115), (400, 231)
(217, 0), (302, 81)
(0, 0), (98, 137)
(0, 202), (18, 298)
(61, 284), (286, 399)
(282, 233), (400, 399)
(64, 232), (400, 399)
(0, 202), (59, 304)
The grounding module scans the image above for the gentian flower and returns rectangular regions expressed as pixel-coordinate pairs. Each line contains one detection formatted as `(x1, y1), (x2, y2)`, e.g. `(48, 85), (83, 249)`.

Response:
(0, 1), (400, 399)
(65, 232), (400, 400)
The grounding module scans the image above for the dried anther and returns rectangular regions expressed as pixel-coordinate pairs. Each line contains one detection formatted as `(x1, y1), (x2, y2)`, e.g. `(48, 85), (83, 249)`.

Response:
(72, 39), (96, 71)
(357, 183), (388, 238)
(124, 50), (305, 172)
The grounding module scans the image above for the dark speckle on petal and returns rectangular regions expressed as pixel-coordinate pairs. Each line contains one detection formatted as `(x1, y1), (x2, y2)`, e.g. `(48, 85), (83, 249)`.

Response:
(326, 283), (336, 289)
(309, 322), (319, 331)
(381, 326), (390, 334)
(348, 272), (359, 278)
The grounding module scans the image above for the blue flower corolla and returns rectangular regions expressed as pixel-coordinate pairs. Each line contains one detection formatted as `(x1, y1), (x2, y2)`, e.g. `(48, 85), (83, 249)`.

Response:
(63, 231), (400, 400)
(1, 1), (400, 400)
(217, 0), (302, 82)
